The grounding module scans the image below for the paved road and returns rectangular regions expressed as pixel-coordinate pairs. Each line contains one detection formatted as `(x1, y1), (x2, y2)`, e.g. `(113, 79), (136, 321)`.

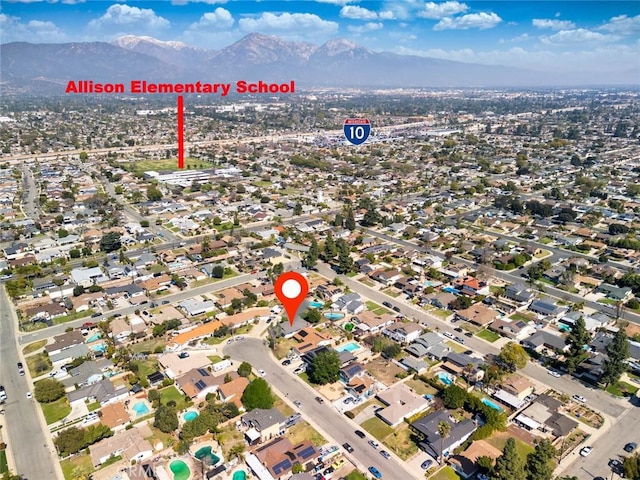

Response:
(0, 286), (62, 480)
(561, 406), (640, 480)
(19, 165), (39, 220)
(224, 338), (413, 480)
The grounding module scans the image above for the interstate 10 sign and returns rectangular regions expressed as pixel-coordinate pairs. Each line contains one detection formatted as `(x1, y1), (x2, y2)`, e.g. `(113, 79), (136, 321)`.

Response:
(343, 118), (371, 145)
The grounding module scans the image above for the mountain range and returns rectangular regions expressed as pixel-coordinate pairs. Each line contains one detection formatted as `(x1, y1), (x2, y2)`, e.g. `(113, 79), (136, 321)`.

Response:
(1, 33), (637, 94)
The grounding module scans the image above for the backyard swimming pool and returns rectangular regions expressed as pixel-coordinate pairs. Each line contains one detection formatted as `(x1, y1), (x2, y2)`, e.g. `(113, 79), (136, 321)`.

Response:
(308, 301), (323, 309)
(482, 398), (504, 412)
(437, 372), (454, 385)
(169, 460), (190, 480)
(335, 342), (360, 353)
(232, 471), (246, 480)
(194, 446), (220, 466)
(86, 333), (102, 343)
(91, 343), (106, 353)
(132, 401), (150, 416)
(323, 312), (345, 321)
(183, 410), (199, 422)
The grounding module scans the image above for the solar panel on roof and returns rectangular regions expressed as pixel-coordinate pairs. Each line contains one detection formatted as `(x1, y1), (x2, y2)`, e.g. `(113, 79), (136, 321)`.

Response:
(197, 368), (210, 376)
(195, 380), (207, 390)
(297, 446), (316, 460)
(272, 459), (292, 475)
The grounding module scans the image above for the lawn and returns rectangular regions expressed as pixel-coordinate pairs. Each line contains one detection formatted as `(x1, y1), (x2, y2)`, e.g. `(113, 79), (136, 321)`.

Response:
(23, 339), (47, 355)
(207, 355), (223, 364)
(382, 288), (401, 298)
(130, 358), (159, 380)
(360, 417), (394, 441)
(476, 329), (500, 343)
(285, 421), (327, 447)
(345, 471), (367, 480)
(347, 398), (384, 417)
(0, 449), (7, 474)
(274, 338), (298, 360)
(60, 453), (94, 480)
(486, 433), (534, 460)
(26, 352), (53, 377)
(405, 378), (438, 396)
(128, 157), (207, 172)
(218, 428), (245, 460)
(159, 385), (191, 411)
(445, 341), (467, 353)
(535, 249), (552, 259)
(86, 401), (101, 412)
(130, 338), (166, 355)
(431, 466), (461, 480)
(382, 423), (419, 459)
(366, 357), (405, 386)
(431, 309), (452, 319)
(606, 381), (639, 397)
(53, 309), (94, 325)
(41, 397), (72, 424)
(598, 298), (618, 305)
(365, 301), (383, 311)
(509, 312), (535, 323)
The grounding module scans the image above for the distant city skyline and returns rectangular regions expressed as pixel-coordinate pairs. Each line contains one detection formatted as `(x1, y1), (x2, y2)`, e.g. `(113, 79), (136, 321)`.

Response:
(1, 1), (638, 74)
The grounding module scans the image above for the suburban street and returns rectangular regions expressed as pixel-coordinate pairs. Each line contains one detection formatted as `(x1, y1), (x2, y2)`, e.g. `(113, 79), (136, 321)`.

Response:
(0, 286), (62, 480)
(224, 338), (416, 480)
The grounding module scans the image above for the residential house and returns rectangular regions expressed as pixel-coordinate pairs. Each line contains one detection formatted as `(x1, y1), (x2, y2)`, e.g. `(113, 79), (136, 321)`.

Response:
(406, 332), (450, 360)
(218, 376), (249, 409)
(179, 297), (217, 316)
(49, 343), (90, 366)
(522, 331), (568, 353)
(376, 384), (429, 427)
(339, 362), (366, 384)
(176, 367), (219, 399)
(89, 427), (152, 467)
(411, 409), (477, 460)
(370, 269), (403, 287)
(63, 361), (103, 388)
(45, 330), (85, 356)
(449, 440), (502, 479)
(442, 352), (485, 382)
(489, 318), (535, 341)
(514, 394), (578, 438)
(292, 327), (332, 355)
(70, 266), (108, 288)
(216, 288), (245, 309)
(253, 437), (320, 478)
(99, 402), (131, 430)
(354, 311), (395, 334)
(67, 378), (129, 407)
(455, 304), (498, 328)
(453, 276), (489, 297)
(597, 283), (632, 302)
(504, 283), (536, 304)
(382, 322), (423, 344)
(500, 373), (534, 400)
(242, 408), (287, 444)
(528, 299), (567, 320)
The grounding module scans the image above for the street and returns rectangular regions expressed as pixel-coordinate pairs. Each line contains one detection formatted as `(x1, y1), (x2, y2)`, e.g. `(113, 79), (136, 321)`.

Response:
(0, 286), (62, 480)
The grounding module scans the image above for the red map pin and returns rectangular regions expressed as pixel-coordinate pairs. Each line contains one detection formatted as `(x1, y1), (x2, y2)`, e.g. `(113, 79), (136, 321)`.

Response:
(274, 272), (309, 327)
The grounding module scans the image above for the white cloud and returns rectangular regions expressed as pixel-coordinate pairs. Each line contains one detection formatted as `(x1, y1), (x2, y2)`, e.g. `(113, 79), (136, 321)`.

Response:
(379, 11), (395, 20)
(348, 22), (383, 33)
(532, 18), (576, 30)
(186, 8), (234, 31)
(238, 12), (338, 36)
(541, 28), (618, 45)
(418, 1), (468, 20)
(599, 14), (640, 35)
(88, 4), (170, 31)
(314, 0), (355, 4)
(434, 12), (501, 30)
(392, 44), (640, 74)
(340, 5), (378, 21)
(0, 13), (68, 42)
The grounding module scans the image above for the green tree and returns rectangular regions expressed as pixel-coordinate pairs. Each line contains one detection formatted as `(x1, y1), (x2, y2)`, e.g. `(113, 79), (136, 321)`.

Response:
(498, 342), (529, 371)
(99, 231), (122, 253)
(382, 343), (401, 358)
(336, 238), (354, 274)
(345, 206), (356, 231)
(565, 316), (590, 373)
(601, 326), (630, 387)
(623, 453), (640, 479)
(154, 405), (179, 433)
(437, 421), (451, 464)
(34, 378), (65, 403)
(304, 237), (319, 270)
(323, 232), (337, 261)
(147, 185), (163, 201)
(293, 203), (303, 216)
(476, 455), (494, 474)
(491, 438), (525, 480)
(526, 438), (556, 480)
(241, 378), (275, 411)
(302, 308), (322, 324)
(442, 385), (467, 409)
(237, 361), (253, 377)
(308, 350), (340, 385)
(212, 265), (224, 278)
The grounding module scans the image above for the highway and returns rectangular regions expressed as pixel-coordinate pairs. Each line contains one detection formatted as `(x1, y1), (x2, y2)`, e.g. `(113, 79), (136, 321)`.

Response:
(0, 286), (62, 480)
(224, 338), (414, 480)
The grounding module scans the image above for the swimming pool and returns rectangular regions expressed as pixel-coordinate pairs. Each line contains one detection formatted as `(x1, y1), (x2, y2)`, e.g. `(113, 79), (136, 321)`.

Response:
(482, 398), (504, 412)
(232, 471), (246, 480)
(91, 343), (106, 353)
(443, 286), (461, 295)
(437, 372), (453, 385)
(324, 312), (345, 321)
(132, 401), (150, 416)
(194, 446), (220, 466)
(183, 410), (199, 422)
(86, 333), (102, 343)
(308, 301), (323, 309)
(336, 342), (360, 353)
(169, 460), (190, 480)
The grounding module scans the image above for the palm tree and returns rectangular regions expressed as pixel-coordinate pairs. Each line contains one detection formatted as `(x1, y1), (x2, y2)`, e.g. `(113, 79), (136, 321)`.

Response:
(437, 421), (451, 465)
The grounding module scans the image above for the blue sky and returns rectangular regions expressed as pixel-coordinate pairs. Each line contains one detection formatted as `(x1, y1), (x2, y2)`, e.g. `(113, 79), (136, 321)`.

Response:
(1, 1), (639, 73)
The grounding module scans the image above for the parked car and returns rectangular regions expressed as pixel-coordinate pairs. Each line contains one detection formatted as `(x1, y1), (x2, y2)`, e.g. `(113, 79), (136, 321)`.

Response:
(315, 396), (324, 404)
(380, 450), (391, 459)
(579, 446), (593, 457)
(624, 442), (638, 453)
(25, 392), (32, 399)
(281, 359), (291, 366)
(368, 440), (379, 449)
(258, 369), (266, 376)
(322, 466), (334, 476)
(572, 394), (587, 403)
(392, 305), (401, 312)
(91, 312), (101, 318)
(355, 430), (366, 438)
(343, 443), (354, 453)
(455, 337), (466, 344)
(547, 369), (561, 378)
(421, 459), (434, 470)
(382, 301), (392, 308)
(178, 352), (190, 359)
(294, 366), (306, 374)
(293, 400), (302, 407)
(17, 363), (24, 375)
(368, 466), (382, 479)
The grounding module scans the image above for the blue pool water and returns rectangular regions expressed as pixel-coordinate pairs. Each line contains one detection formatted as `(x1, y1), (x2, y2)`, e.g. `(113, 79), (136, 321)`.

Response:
(308, 301), (323, 309)
(482, 398), (504, 412)
(443, 287), (461, 295)
(232, 471), (246, 480)
(324, 312), (345, 320)
(336, 342), (360, 353)
(183, 410), (199, 421)
(424, 281), (434, 287)
(91, 343), (106, 353)
(437, 372), (453, 385)
(86, 333), (102, 343)
(132, 401), (150, 416)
